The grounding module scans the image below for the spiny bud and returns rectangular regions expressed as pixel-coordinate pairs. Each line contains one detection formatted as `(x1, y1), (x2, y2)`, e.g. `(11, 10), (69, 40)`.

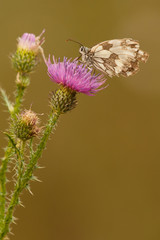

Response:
(15, 110), (41, 141)
(50, 86), (77, 114)
(12, 49), (37, 74)
(12, 30), (45, 74)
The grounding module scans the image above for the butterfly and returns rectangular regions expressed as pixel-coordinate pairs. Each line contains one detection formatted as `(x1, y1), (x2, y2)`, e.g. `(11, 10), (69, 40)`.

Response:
(67, 38), (149, 77)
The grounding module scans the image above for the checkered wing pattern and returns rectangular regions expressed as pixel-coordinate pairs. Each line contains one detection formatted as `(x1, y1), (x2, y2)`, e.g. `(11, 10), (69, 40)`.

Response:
(90, 38), (149, 77)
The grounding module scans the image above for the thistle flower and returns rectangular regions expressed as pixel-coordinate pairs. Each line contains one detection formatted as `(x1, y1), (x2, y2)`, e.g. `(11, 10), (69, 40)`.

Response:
(46, 56), (107, 96)
(12, 30), (45, 74)
(17, 30), (45, 54)
(15, 110), (41, 141)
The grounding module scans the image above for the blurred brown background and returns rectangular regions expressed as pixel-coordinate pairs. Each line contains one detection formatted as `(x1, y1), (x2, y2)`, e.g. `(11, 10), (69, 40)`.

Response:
(0, 0), (160, 239)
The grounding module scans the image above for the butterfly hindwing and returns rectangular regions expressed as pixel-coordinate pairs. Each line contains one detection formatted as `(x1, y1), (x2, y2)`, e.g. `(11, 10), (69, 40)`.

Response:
(89, 38), (149, 77)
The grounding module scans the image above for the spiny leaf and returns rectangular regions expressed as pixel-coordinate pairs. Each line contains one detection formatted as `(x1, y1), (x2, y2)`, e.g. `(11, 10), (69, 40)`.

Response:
(31, 175), (42, 182)
(0, 88), (14, 113)
(26, 185), (34, 195)
(4, 132), (20, 156)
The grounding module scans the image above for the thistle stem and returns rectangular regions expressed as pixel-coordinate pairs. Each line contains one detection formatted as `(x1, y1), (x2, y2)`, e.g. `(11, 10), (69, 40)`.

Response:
(0, 144), (13, 230)
(0, 141), (25, 239)
(12, 85), (26, 119)
(0, 111), (60, 239)
(22, 111), (60, 187)
(12, 73), (30, 120)
(0, 77), (28, 230)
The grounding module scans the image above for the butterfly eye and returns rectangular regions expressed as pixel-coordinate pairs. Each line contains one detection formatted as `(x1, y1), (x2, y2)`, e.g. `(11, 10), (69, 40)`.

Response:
(79, 46), (84, 53)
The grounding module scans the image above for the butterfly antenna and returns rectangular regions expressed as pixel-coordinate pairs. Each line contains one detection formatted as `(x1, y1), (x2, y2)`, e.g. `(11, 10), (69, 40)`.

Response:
(66, 39), (83, 46)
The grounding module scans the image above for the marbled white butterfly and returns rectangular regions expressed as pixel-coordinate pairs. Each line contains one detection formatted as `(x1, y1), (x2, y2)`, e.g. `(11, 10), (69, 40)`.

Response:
(67, 38), (149, 77)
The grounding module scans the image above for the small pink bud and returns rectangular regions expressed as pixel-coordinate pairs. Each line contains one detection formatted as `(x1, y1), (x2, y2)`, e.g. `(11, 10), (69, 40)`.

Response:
(17, 30), (45, 54)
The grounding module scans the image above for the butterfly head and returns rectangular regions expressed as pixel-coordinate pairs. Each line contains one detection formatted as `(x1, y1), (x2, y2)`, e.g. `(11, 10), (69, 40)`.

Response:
(79, 46), (90, 55)
(66, 39), (90, 63)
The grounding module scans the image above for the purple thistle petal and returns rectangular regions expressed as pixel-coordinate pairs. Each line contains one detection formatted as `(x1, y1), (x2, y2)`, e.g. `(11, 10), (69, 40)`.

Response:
(17, 30), (45, 53)
(46, 56), (108, 95)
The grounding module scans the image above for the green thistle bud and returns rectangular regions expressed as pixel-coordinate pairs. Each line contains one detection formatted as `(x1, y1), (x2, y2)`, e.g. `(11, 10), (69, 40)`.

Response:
(12, 49), (37, 74)
(15, 110), (41, 141)
(50, 86), (77, 114)
(11, 31), (45, 74)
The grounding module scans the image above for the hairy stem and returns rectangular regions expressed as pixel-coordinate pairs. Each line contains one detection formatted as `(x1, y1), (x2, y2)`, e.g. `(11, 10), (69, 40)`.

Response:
(0, 144), (13, 231)
(0, 141), (25, 239)
(0, 76), (28, 230)
(12, 85), (25, 119)
(0, 111), (60, 239)
(22, 111), (60, 188)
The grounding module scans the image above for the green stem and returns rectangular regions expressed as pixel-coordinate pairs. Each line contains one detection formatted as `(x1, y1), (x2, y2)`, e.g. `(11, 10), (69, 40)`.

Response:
(0, 141), (25, 239)
(17, 141), (25, 184)
(0, 111), (60, 239)
(0, 77), (28, 230)
(0, 144), (13, 230)
(12, 85), (26, 118)
(22, 111), (60, 187)
(29, 138), (34, 159)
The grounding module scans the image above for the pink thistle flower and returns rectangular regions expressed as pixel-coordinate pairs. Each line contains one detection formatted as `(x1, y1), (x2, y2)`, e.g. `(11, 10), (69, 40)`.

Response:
(17, 29), (45, 54)
(46, 56), (107, 96)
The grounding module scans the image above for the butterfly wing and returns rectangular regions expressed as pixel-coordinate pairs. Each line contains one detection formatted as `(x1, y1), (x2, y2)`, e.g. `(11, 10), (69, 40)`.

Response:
(90, 39), (149, 77)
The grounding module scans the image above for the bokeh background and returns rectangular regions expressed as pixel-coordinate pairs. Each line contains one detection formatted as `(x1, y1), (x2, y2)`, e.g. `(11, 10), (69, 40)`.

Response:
(0, 0), (160, 239)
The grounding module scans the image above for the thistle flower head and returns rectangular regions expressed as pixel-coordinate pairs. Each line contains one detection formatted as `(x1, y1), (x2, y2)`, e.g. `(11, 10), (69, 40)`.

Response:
(46, 56), (107, 96)
(15, 110), (41, 141)
(17, 29), (45, 54)
(12, 30), (45, 74)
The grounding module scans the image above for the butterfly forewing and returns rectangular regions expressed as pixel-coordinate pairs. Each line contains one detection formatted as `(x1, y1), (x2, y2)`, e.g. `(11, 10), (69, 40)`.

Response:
(89, 38), (149, 77)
